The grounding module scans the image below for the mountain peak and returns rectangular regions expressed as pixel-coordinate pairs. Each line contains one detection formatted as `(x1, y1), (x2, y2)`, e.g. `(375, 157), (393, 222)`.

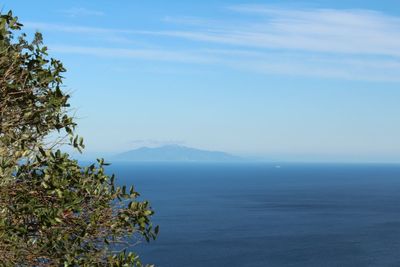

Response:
(114, 145), (240, 162)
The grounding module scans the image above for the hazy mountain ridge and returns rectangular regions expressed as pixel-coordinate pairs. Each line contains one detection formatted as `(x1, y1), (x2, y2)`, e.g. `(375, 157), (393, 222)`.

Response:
(114, 145), (241, 162)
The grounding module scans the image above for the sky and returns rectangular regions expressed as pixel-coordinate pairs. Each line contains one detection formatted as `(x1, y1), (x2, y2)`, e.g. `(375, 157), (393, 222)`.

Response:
(4, 0), (400, 162)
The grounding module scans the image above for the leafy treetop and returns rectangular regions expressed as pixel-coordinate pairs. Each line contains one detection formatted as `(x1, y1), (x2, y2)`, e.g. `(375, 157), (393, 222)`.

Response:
(0, 11), (158, 266)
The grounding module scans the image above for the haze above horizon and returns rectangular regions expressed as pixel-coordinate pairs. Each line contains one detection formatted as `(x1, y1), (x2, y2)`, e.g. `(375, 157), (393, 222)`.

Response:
(6, 0), (400, 162)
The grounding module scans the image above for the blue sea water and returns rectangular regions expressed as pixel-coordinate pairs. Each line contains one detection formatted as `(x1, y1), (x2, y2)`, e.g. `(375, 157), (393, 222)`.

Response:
(108, 162), (400, 267)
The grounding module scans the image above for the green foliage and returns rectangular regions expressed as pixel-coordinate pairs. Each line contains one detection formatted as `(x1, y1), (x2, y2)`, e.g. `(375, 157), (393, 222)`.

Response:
(0, 11), (157, 266)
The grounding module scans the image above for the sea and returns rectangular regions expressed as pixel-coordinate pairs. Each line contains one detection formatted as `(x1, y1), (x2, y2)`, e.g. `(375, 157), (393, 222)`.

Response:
(108, 162), (400, 267)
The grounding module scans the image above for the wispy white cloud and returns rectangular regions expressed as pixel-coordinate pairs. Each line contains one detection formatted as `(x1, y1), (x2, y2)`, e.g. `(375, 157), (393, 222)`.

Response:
(60, 7), (104, 17)
(229, 54), (400, 82)
(25, 22), (157, 47)
(50, 45), (217, 64)
(50, 45), (400, 82)
(156, 5), (400, 57)
(26, 5), (400, 82)
(25, 22), (131, 34)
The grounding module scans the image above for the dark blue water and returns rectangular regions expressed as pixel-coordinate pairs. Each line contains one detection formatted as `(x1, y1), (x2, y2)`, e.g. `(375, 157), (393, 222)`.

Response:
(108, 162), (400, 267)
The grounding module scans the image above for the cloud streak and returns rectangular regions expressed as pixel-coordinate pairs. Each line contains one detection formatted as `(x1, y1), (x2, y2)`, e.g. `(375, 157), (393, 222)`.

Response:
(25, 22), (132, 34)
(60, 7), (104, 17)
(157, 5), (400, 57)
(49, 45), (400, 82)
(50, 45), (217, 64)
(26, 5), (400, 82)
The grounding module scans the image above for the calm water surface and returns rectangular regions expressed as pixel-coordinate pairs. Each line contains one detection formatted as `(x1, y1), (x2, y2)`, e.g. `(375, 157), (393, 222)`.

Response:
(108, 163), (400, 267)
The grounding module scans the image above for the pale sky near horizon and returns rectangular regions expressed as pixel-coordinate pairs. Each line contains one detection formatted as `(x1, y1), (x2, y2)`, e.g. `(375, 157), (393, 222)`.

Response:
(5, 0), (400, 162)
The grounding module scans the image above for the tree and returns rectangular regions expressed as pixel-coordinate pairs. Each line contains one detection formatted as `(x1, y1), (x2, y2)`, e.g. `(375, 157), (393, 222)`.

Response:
(0, 11), (158, 266)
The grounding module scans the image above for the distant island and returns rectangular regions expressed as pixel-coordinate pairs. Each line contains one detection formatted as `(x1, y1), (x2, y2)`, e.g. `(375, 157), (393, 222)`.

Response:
(114, 145), (241, 162)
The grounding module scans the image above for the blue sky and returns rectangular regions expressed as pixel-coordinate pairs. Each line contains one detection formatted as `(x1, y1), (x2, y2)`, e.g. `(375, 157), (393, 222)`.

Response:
(5, 0), (400, 162)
